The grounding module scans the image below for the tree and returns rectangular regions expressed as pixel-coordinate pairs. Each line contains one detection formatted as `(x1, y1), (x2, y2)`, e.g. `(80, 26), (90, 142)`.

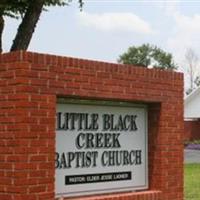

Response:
(185, 48), (200, 95)
(0, 0), (28, 52)
(0, 0), (83, 52)
(118, 44), (177, 70)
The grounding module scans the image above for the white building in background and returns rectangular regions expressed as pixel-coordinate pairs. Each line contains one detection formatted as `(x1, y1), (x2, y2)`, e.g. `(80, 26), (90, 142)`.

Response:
(184, 87), (200, 141)
(184, 87), (200, 119)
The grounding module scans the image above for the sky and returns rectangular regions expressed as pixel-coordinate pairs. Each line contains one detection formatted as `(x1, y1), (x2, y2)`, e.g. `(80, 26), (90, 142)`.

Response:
(3, 0), (200, 88)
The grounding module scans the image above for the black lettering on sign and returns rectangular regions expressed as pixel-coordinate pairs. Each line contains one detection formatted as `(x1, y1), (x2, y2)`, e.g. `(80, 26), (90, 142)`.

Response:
(56, 112), (99, 131)
(102, 114), (138, 131)
(55, 151), (98, 169)
(75, 133), (121, 149)
(101, 150), (142, 166)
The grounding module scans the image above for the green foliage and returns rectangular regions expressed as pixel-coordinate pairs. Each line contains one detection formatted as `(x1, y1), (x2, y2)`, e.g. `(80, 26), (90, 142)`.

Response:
(0, 0), (83, 52)
(44, 0), (83, 10)
(44, 0), (67, 6)
(118, 44), (177, 70)
(0, 0), (28, 18)
(0, 0), (83, 18)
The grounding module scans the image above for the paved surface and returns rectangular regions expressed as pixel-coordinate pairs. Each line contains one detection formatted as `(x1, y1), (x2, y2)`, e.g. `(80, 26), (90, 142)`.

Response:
(184, 149), (200, 163)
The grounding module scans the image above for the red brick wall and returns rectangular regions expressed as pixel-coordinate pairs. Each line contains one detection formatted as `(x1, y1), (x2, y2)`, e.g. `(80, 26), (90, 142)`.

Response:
(184, 120), (200, 141)
(0, 51), (183, 200)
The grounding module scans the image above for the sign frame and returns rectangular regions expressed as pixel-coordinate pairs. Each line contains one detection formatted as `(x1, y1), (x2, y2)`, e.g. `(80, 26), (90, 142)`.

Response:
(55, 98), (148, 198)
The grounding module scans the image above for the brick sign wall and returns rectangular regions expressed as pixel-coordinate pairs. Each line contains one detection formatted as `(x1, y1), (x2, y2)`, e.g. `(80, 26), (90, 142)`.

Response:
(0, 51), (183, 200)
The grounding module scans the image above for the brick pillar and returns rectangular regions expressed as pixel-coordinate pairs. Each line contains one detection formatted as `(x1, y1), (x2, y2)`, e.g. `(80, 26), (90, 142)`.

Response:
(149, 101), (183, 200)
(0, 53), (56, 200)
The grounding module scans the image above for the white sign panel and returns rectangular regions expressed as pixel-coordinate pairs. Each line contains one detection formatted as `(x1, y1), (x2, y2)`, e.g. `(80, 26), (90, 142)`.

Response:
(56, 101), (148, 197)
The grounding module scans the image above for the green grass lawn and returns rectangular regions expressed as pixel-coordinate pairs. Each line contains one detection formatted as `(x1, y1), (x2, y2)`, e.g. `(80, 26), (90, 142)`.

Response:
(185, 164), (200, 200)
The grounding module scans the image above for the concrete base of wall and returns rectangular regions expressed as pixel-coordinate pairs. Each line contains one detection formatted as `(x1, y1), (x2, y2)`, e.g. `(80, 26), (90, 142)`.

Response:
(55, 190), (162, 200)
